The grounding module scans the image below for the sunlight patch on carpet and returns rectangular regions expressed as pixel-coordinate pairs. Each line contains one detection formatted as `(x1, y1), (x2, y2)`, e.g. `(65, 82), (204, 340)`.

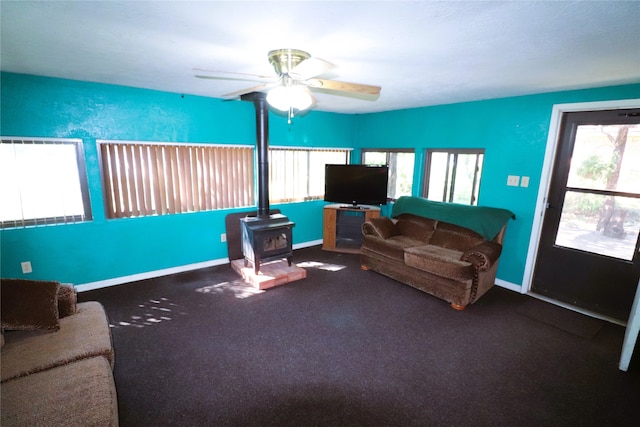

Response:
(296, 260), (346, 272)
(108, 297), (183, 329)
(196, 279), (265, 299)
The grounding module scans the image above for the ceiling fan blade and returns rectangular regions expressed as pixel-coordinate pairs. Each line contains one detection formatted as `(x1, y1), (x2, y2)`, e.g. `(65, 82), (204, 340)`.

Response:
(222, 82), (279, 99)
(307, 79), (381, 95)
(193, 68), (274, 81)
(290, 57), (336, 80)
(195, 74), (275, 84)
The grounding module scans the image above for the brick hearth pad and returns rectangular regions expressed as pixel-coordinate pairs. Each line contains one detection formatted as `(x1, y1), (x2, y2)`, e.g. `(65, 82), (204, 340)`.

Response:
(230, 259), (306, 290)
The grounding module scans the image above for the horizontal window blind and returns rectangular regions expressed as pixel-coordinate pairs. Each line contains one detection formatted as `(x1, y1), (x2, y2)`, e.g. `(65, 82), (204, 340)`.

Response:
(99, 141), (254, 218)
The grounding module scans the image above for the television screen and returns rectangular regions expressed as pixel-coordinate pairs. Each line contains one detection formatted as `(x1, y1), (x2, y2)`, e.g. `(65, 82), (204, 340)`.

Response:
(324, 164), (389, 206)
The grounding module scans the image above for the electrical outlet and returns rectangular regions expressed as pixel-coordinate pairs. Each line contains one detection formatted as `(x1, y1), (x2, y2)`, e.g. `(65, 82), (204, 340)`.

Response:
(521, 176), (530, 188)
(220, 233), (227, 243)
(21, 261), (32, 274)
(507, 175), (520, 187)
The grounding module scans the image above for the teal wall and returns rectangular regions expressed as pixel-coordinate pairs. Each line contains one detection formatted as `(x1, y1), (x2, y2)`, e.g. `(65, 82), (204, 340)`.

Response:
(355, 84), (640, 284)
(0, 72), (355, 284)
(1, 71), (638, 288)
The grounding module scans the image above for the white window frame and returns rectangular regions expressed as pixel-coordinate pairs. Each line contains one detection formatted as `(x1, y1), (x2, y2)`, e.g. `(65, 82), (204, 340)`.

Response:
(361, 148), (415, 201)
(422, 149), (484, 206)
(268, 147), (351, 204)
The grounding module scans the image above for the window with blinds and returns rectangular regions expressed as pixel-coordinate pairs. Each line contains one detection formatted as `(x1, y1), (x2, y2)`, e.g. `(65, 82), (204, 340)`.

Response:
(268, 147), (350, 204)
(362, 149), (415, 201)
(99, 141), (255, 218)
(1, 137), (92, 228)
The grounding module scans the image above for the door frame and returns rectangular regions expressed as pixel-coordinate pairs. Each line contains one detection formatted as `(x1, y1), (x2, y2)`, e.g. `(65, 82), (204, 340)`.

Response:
(522, 98), (640, 324)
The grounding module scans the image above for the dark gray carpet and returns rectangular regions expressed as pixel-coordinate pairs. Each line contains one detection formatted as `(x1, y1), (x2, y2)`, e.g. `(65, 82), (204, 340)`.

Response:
(516, 298), (605, 339)
(81, 245), (640, 427)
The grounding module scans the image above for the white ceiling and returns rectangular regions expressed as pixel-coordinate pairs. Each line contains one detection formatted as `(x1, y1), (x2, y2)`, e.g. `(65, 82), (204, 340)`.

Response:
(2, 1), (639, 114)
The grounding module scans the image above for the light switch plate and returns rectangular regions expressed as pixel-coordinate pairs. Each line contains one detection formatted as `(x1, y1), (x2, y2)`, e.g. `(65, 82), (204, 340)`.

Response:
(21, 261), (32, 274)
(521, 176), (530, 187)
(507, 175), (520, 186)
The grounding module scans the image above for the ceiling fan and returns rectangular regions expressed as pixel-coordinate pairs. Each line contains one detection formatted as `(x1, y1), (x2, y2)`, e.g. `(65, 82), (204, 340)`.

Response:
(195, 49), (381, 120)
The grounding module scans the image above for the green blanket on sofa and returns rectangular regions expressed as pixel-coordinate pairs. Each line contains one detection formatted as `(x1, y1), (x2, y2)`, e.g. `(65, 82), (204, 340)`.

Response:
(391, 196), (515, 240)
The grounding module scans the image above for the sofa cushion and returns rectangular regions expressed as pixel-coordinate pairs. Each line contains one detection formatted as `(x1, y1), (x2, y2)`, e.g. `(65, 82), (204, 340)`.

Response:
(1, 279), (60, 332)
(362, 235), (426, 261)
(1, 302), (114, 383)
(362, 216), (400, 239)
(1, 356), (118, 427)
(404, 244), (475, 281)
(394, 214), (437, 242)
(429, 221), (485, 251)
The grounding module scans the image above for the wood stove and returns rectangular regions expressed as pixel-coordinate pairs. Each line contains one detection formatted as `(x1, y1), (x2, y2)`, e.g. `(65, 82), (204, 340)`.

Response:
(241, 214), (294, 273)
(240, 92), (295, 273)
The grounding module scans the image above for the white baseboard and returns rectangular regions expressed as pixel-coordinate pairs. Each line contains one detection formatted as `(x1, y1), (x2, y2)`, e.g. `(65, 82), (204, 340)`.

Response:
(75, 258), (231, 292)
(78, 242), (524, 294)
(495, 278), (523, 293)
(293, 239), (323, 249)
(76, 240), (325, 292)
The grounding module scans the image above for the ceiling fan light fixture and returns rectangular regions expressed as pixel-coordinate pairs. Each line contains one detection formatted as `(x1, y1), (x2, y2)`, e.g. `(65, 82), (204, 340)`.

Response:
(266, 85), (313, 112)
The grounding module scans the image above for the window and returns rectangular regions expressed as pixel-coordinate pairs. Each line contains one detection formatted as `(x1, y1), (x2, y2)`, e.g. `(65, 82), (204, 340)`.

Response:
(1, 137), (92, 228)
(99, 141), (254, 218)
(423, 149), (484, 205)
(362, 149), (415, 200)
(268, 147), (350, 203)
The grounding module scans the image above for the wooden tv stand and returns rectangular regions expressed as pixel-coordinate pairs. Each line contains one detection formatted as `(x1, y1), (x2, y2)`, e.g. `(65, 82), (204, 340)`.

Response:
(322, 204), (381, 253)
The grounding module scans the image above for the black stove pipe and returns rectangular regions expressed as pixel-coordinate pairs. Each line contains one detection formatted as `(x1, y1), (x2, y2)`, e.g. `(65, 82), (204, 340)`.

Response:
(242, 92), (270, 219)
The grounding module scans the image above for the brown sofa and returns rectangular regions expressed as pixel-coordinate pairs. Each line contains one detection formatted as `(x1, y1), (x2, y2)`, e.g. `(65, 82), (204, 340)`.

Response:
(1, 279), (118, 426)
(361, 197), (513, 310)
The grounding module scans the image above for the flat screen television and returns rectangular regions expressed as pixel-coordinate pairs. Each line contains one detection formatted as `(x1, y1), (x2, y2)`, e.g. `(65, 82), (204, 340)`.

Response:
(324, 164), (389, 207)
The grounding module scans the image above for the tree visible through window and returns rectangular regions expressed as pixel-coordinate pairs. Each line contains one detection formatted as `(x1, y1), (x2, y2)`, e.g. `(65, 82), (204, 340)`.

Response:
(0, 138), (92, 228)
(557, 124), (640, 260)
(423, 149), (484, 205)
(361, 149), (414, 200)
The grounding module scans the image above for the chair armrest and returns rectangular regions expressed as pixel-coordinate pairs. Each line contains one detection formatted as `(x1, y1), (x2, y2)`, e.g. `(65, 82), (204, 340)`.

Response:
(460, 241), (503, 271)
(362, 216), (399, 239)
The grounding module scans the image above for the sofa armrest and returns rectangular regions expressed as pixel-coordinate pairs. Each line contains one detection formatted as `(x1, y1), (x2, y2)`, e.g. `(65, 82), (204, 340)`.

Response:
(57, 284), (77, 319)
(362, 217), (399, 239)
(460, 241), (503, 271)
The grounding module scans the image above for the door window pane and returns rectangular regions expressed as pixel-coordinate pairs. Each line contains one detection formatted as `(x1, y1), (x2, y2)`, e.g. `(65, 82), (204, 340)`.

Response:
(557, 123), (640, 261)
(568, 125), (640, 193)
(556, 192), (640, 261)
